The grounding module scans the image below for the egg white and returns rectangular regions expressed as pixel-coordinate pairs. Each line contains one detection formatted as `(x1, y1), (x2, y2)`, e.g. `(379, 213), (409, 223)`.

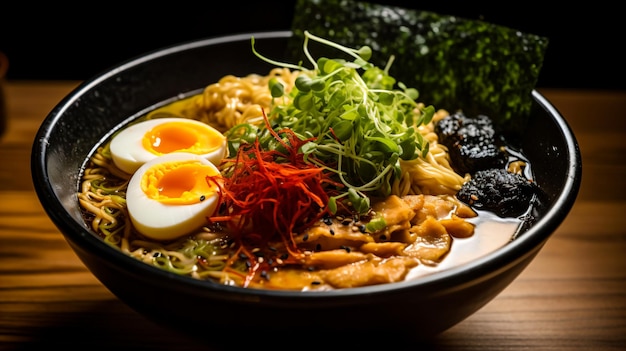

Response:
(126, 152), (221, 241)
(110, 117), (227, 174)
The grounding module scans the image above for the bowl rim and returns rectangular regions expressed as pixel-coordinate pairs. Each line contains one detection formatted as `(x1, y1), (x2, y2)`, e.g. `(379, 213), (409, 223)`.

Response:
(31, 30), (583, 300)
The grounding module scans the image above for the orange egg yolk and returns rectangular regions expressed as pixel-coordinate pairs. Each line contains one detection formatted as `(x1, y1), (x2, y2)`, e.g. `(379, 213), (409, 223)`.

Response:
(142, 121), (225, 155)
(140, 160), (220, 205)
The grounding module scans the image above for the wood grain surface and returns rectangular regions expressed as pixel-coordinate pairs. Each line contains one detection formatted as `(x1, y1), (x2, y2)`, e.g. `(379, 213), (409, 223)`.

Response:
(1, 81), (624, 350)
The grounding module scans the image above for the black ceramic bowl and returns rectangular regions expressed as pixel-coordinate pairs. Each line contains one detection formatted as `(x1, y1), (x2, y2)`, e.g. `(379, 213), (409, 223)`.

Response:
(31, 31), (581, 341)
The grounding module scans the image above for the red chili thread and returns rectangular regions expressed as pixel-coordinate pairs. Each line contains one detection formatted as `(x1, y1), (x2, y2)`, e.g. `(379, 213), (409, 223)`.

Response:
(207, 110), (342, 286)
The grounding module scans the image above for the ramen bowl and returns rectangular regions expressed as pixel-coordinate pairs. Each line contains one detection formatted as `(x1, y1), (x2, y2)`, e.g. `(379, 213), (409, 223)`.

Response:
(31, 31), (581, 342)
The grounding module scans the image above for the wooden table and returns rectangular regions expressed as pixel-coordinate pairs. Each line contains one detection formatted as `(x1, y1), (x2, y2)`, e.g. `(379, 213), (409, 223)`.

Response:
(1, 81), (625, 350)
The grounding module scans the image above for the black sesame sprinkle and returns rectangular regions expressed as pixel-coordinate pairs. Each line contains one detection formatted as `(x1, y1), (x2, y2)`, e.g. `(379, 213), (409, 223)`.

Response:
(311, 281), (321, 285)
(303, 234), (309, 241)
(329, 229), (335, 235)
(199, 195), (206, 201)
(340, 245), (351, 253)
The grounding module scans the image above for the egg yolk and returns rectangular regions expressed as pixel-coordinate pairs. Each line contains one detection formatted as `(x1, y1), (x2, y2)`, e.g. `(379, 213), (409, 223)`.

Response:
(142, 121), (225, 156)
(140, 160), (220, 205)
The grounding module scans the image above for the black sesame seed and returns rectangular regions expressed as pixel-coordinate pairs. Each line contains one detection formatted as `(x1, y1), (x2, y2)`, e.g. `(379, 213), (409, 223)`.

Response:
(340, 245), (351, 253)
(199, 195), (206, 201)
(280, 253), (289, 260)
(380, 234), (387, 240)
(303, 234), (309, 241)
(311, 281), (321, 285)
(260, 270), (270, 280)
(315, 243), (321, 251)
(245, 260), (252, 268)
(329, 229), (335, 235)
(359, 224), (367, 233)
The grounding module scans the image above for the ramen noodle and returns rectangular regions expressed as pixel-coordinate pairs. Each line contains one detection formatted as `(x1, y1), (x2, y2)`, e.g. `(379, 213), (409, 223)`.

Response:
(77, 67), (525, 291)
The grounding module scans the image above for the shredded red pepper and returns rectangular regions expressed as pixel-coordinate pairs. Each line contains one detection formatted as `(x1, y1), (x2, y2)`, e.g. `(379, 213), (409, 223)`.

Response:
(207, 111), (341, 287)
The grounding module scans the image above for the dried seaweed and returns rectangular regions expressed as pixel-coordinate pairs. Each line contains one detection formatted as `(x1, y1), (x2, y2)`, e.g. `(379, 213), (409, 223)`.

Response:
(288, 0), (549, 132)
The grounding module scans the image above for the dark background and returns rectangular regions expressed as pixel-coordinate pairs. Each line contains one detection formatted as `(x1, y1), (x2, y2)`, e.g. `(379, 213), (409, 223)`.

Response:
(1, 1), (623, 90)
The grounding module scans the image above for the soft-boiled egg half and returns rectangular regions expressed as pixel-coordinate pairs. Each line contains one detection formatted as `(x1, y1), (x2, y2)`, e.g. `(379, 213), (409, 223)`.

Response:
(126, 152), (222, 241)
(110, 117), (227, 174)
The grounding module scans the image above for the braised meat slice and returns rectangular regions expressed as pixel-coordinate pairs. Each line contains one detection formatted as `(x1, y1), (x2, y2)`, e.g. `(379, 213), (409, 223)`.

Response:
(435, 112), (507, 175)
(457, 168), (537, 217)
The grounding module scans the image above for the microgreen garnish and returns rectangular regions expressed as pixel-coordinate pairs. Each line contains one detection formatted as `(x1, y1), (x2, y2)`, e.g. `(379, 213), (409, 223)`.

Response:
(233, 31), (434, 214)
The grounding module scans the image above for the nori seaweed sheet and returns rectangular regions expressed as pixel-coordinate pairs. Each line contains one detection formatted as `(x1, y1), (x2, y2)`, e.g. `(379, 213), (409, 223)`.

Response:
(287, 0), (549, 132)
